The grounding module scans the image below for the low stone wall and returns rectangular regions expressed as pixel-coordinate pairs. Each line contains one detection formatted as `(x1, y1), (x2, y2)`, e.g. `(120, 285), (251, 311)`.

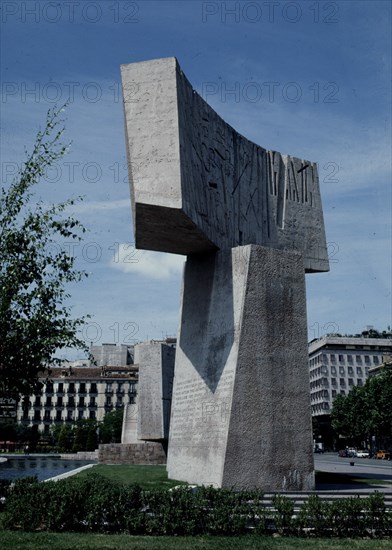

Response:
(60, 451), (99, 461)
(98, 442), (167, 465)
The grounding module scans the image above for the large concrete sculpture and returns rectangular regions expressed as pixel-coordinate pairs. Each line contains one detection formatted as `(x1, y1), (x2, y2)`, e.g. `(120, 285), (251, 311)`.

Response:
(121, 57), (329, 490)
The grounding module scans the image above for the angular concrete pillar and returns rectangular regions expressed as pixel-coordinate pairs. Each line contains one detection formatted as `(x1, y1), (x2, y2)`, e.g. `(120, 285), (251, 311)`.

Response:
(167, 245), (314, 490)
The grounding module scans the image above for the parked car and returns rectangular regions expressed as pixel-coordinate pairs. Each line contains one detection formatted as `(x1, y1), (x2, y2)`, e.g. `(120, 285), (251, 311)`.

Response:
(375, 450), (390, 460)
(347, 448), (357, 458)
(356, 450), (370, 458)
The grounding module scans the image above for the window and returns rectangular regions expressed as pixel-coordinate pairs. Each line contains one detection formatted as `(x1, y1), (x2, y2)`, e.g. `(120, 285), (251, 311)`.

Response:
(356, 355), (362, 364)
(46, 383), (54, 394)
(118, 383), (124, 393)
(57, 396), (63, 406)
(79, 396), (85, 407)
(79, 383), (86, 394)
(56, 410), (62, 421)
(331, 378), (337, 386)
(348, 378), (354, 386)
(35, 396), (41, 406)
(322, 354), (328, 363)
(340, 378), (345, 386)
(106, 383), (112, 393)
(364, 355), (370, 364)
(373, 356), (379, 365)
(89, 411), (96, 420)
(78, 411), (84, 420)
(331, 366), (336, 375)
(357, 379), (363, 387)
(117, 396), (123, 406)
(106, 396), (112, 406)
(340, 390), (346, 395)
(44, 410), (50, 421)
(347, 355), (353, 363)
(339, 367), (345, 375)
(348, 367), (353, 375)
(68, 396), (74, 406)
(90, 383), (97, 394)
(356, 367), (362, 375)
(58, 382), (64, 393)
(45, 396), (51, 406)
(67, 410), (73, 421)
(68, 383), (75, 393)
(365, 367), (369, 375)
(332, 390), (337, 397)
(90, 396), (96, 407)
(339, 354), (344, 362)
(330, 354), (336, 362)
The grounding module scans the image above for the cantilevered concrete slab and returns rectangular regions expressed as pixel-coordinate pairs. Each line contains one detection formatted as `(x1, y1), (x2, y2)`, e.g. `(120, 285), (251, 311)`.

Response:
(121, 57), (329, 273)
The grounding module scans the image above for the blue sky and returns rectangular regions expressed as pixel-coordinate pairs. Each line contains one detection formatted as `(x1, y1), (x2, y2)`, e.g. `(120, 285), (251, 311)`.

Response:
(1, 0), (391, 357)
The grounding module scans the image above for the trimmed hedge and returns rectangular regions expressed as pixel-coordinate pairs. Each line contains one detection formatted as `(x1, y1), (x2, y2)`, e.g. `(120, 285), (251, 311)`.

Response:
(2, 473), (391, 538)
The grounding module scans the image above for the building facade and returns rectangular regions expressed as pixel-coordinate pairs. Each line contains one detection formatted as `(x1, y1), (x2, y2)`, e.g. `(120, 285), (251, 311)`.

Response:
(16, 364), (138, 434)
(309, 334), (392, 416)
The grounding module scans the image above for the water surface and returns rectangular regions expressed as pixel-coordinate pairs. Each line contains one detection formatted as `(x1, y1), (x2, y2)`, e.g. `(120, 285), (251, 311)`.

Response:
(0, 456), (95, 481)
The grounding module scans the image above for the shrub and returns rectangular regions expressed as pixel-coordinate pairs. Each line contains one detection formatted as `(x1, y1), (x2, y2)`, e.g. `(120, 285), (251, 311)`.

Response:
(272, 494), (294, 534)
(328, 497), (366, 537)
(296, 494), (331, 536)
(2, 473), (391, 538)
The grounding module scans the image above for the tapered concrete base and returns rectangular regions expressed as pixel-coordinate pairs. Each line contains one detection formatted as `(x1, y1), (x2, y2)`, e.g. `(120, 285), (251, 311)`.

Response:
(167, 245), (314, 491)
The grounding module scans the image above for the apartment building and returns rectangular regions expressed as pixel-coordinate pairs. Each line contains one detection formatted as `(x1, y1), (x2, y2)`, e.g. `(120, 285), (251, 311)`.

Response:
(16, 364), (138, 434)
(309, 334), (392, 416)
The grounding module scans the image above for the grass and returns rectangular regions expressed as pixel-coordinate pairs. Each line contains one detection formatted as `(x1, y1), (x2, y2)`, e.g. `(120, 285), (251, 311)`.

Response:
(74, 464), (187, 490)
(0, 533), (391, 550)
(74, 465), (391, 491)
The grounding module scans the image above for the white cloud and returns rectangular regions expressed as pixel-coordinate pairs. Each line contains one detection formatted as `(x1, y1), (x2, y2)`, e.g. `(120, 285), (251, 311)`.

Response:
(110, 245), (185, 280)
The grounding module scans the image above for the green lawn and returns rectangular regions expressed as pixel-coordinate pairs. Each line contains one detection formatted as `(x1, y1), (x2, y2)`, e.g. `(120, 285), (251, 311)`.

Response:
(74, 464), (188, 490)
(75, 465), (391, 491)
(0, 533), (391, 550)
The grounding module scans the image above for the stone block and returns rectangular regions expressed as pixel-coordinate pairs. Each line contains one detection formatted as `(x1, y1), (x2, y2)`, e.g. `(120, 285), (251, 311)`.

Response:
(166, 245), (314, 490)
(121, 57), (329, 273)
(136, 341), (175, 441)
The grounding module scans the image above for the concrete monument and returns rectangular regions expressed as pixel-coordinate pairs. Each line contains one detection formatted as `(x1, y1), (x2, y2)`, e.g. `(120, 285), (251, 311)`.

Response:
(121, 341), (175, 445)
(121, 57), (329, 490)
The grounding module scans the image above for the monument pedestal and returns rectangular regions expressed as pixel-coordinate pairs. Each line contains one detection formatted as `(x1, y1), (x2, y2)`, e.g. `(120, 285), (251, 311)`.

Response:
(167, 245), (314, 491)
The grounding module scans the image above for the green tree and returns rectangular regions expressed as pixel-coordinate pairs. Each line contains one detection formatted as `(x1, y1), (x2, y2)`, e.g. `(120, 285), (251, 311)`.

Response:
(0, 106), (89, 397)
(331, 368), (392, 448)
(86, 425), (98, 451)
(99, 409), (124, 443)
(57, 424), (73, 452)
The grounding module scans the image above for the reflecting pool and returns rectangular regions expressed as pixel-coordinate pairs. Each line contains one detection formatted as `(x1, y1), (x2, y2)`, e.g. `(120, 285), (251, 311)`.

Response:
(0, 456), (96, 481)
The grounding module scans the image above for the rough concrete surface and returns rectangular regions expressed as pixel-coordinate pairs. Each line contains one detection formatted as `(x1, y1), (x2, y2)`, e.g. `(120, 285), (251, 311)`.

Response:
(167, 245), (314, 490)
(121, 57), (329, 273)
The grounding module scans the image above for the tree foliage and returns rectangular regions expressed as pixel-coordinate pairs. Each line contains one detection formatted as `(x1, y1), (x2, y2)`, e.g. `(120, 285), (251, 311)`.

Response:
(0, 107), (89, 396)
(100, 408), (124, 443)
(331, 368), (392, 445)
